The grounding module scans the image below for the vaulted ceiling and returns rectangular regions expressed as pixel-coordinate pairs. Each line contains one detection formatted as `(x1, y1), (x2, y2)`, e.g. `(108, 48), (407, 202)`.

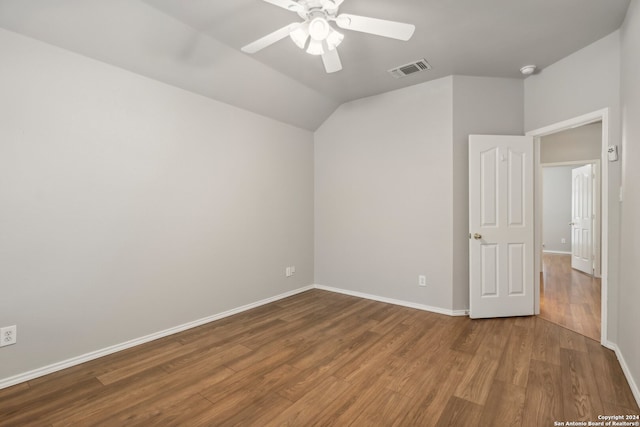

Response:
(0, 0), (631, 130)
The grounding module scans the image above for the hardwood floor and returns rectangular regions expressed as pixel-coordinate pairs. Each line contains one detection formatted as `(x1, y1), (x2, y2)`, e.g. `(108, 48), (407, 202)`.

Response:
(1, 290), (637, 426)
(540, 253), (601, 341)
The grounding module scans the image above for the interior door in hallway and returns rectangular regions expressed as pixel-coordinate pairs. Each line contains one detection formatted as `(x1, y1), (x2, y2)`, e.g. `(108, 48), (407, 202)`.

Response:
(571, 164), (594, 275)
(469, 135), (534, 319)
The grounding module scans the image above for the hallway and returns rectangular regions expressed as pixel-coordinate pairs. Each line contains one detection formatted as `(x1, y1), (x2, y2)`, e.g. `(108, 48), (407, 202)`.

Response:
(540, 253), (601, 341)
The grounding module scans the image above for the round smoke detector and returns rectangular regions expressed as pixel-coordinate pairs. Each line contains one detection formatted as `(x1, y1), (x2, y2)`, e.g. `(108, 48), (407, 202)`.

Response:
(520, 65), (537, 76)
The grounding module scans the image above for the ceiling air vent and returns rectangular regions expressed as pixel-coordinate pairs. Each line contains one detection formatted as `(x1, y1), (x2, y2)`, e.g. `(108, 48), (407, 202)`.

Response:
(388, 59), (432, 79)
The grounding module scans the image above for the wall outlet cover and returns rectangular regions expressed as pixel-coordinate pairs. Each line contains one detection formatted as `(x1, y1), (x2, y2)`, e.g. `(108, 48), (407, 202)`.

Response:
(0, 325), (17, 347)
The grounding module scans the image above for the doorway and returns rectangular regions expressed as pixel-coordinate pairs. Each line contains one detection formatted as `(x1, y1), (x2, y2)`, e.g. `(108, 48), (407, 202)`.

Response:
(541, 160), (601, 275)
(527, 109), (609, 345)
(540, 159), (602, 340)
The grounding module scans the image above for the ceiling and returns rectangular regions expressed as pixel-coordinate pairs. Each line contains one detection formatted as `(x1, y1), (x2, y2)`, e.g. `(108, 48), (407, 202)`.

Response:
(0, 0), (631, 130)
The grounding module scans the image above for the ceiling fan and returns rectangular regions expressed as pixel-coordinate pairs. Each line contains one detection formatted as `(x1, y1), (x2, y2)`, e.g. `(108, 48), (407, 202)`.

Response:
(241, 0), (416, 73)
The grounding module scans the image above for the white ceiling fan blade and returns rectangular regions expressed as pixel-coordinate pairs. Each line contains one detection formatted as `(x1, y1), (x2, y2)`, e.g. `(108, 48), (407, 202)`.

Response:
(335, 14), (415, 41)
(263, 0), (303, 12)
(322, 47), (342, 73)
(241, 23), (300, 54)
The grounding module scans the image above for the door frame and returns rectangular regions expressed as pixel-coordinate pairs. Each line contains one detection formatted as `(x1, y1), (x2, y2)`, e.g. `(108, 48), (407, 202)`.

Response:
(526, 108), (609, 346)
(540, 160), (601, 277)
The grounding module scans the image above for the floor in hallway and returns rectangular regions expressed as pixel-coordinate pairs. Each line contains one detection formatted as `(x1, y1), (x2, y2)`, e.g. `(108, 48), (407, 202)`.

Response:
(540, 253), (601, 341)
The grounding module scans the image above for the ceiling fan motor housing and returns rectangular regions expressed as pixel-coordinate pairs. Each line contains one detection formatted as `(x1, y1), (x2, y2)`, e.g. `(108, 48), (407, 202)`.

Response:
(296, 0), (339, 20)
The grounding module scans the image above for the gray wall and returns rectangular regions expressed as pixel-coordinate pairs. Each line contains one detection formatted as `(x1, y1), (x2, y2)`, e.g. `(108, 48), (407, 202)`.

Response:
(451, 76), (524, 310)
(541, 122), (602, 163)
(542, 166), (574, 253)
(619, 0), (640, 404)
(314, 76), (523, 312)
(0, 28), (314, 381)
(314, 77), (455, 310)
(524, 30), (622, 343)
(0, 0), (338, 131)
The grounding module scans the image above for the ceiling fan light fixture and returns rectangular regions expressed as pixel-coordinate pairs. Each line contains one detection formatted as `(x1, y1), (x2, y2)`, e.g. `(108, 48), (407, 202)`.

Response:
(309, 17), (330, 41)
(242, 0), (416, 73)
(306, 38), (325, 55)
(325, 28), (344, 50)
(290, 23), (310, 49)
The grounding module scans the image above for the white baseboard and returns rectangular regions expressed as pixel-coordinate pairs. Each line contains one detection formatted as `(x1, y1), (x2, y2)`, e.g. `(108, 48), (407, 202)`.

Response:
(542, 250), (572, 255)
(608, 342), (640, 408)
(6, 281), (634, 407)
(313, 284), (467, 317)
(0, 285), (314, 391)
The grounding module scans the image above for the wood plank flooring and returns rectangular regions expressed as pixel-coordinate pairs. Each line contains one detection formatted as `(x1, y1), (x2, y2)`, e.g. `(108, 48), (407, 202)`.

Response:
(540, 253), (601, 341)
(1, 289), (637, 426)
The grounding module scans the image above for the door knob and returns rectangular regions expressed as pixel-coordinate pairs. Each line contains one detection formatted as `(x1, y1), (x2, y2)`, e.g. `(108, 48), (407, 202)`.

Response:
(569, 222), (575, 226)
(473, 233), (482, 240)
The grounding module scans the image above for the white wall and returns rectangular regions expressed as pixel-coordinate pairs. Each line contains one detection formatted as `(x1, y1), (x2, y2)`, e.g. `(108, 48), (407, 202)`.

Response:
(451, 76), (524, 310)
(541, 122), (602, 163)
(524, 30), (622, 342)
(542, 166), (574, 253)
(619, 0), (640, 404)
(0, 28), (314, 381)
(314, 77), (455, 310)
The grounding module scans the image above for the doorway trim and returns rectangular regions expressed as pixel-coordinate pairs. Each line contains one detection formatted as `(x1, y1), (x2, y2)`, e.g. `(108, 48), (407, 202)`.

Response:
(526, 108), (609, 346)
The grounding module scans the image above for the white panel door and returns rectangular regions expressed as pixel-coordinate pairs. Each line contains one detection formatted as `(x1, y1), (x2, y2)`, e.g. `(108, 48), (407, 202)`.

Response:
(571, 164), (593, 274)
(469, 135), (534, 319)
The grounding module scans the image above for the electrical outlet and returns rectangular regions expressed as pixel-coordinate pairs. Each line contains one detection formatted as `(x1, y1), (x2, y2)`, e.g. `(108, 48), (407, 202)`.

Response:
(418, 275), (427, 287)
(0, 325), (17, 347)
(561, 238), (567, 244)
(285, 266), (296, 277)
